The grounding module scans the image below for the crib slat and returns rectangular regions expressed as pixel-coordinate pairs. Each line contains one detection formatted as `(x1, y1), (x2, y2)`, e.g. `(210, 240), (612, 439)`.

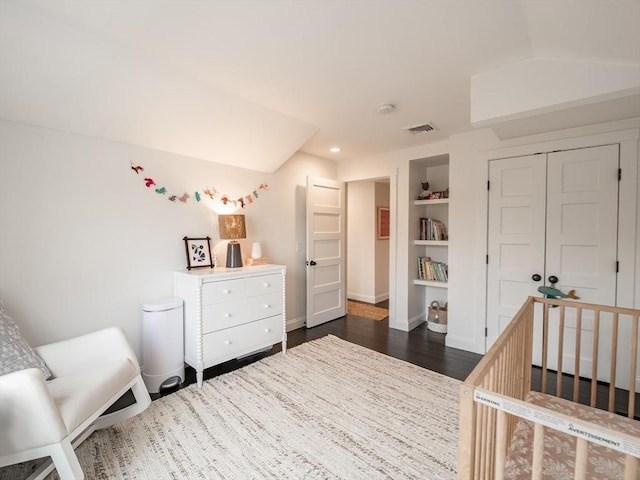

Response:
(624, 454), (639, 480)
(629, 314), (638, 419)
(609, 313), (619, 412)
(531, 423), (544, 480)
(573, 307), (582, 403)
(487, 368), (496, 480)
(495, 410), (507, 480)
(457, 385), (476, 480)
(524, 307), (533, 395)
(541, 304), (549, 393)
(574, 438), (589, 480)
(590, 310), (600, 408)
(557, 305), (565, 397)
(478, 404), (487, 479)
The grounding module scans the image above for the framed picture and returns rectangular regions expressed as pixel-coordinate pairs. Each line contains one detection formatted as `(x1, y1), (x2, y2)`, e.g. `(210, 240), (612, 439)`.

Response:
(377, 207), (390, 239)
(183, 236), (214, 270)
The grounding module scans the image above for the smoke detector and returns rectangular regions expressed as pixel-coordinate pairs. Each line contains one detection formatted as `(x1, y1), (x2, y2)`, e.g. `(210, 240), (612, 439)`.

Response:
(376, 103), (395, 114)
(403, 122), (437, 135)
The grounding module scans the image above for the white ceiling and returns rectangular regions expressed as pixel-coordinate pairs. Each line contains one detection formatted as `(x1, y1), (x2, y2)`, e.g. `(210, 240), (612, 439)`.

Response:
(1, 1), (639, 172)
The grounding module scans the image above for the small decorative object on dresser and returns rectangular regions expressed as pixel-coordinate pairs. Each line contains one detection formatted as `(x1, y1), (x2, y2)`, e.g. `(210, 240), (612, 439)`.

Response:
(247, 241), (268, 265)
(174, 264), (287, 387)
(218, 214), (247, 268)
(251, 242), (262, 259)
(183, 236), (214, 270)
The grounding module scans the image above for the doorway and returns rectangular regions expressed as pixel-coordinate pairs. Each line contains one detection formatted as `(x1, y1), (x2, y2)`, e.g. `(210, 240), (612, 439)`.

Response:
(346, 179), (390, 308)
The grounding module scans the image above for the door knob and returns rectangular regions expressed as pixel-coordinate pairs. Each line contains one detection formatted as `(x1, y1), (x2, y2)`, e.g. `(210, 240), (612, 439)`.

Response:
(531, 274), (541, 282)
(548, 275), (558, 285)
(306, 260), (317, 266)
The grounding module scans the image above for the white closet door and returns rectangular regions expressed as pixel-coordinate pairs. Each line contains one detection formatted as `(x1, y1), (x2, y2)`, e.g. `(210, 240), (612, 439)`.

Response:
(541, 145), (619, 381)
(486, 154), (547, 347)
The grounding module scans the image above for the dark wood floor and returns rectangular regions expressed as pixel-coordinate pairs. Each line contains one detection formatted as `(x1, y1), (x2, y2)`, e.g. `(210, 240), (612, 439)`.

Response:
(152, 302), (483, 400)
(119, 302), (638, 421)
(150, 303), (638, 420)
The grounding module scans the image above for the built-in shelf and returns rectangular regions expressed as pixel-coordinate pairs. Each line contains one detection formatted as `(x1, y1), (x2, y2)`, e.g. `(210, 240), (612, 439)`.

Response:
(413, 279), (449, 288)
(414, 240), (449, 246)
(414, 198), (449, 206)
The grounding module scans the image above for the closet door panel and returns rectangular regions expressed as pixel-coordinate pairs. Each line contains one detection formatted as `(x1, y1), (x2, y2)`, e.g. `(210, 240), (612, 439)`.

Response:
(486, 154), (547, 347)
(545, 145), (619, 304)
(543, 144), (619, 381)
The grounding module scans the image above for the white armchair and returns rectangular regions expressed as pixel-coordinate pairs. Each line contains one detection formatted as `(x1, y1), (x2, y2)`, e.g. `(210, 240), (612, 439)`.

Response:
(0, 327), (151, 480)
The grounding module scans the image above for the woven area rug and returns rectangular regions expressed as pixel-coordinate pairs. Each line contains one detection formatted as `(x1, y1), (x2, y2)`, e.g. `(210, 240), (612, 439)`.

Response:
(3, 335), (461, 480)
(347, 300), (389, 321)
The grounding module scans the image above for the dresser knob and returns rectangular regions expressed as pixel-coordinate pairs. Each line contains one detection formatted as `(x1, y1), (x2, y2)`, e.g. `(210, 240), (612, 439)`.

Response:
(265, 328), (271, 333)
(264, 283), (270, 287)
(224, 340), (231, 345)
(224, 313), (230, 318)
(223, 289), (230, 294)
(264, 304), (271, 308)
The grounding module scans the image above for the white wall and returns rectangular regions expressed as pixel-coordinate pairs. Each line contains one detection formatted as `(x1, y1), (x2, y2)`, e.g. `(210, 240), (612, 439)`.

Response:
(447, 129), (499, 353)
(347, 182), (375, 302)
(269, 151), (338, 330)
(374, 182), (390, 302)
(346, 181), (390, 304)
(0, 120), (336, 359)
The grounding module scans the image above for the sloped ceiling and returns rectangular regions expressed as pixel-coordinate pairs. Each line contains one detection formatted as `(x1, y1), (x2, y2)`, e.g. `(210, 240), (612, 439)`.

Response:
(1, 1), (638, 172)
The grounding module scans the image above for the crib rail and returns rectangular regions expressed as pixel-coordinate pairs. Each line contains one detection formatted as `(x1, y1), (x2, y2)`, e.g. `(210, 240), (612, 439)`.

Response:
(458, 296), (640, 480)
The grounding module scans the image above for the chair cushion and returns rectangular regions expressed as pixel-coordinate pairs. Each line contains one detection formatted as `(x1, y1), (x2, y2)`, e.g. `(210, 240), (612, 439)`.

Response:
(47, 357), (138, 433)
(0, 301), (51, 379)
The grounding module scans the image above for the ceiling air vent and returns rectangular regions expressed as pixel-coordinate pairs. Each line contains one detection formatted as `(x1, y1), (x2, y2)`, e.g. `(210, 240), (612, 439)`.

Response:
(403, 122), (437, 135)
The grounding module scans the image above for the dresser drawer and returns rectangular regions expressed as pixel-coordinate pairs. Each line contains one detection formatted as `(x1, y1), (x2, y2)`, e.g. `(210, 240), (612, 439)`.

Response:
(202, 292), (283, 333)
(202, 315), (283, 366)
(246, 273), (282, 297)
(202, 278), (246, 304)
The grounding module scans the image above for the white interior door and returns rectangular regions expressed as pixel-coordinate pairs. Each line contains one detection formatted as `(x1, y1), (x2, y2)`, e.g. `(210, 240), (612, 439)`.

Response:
(542, 145), (619, 380)
(306, 176), (346, 328)
(486, 154), (547, 347)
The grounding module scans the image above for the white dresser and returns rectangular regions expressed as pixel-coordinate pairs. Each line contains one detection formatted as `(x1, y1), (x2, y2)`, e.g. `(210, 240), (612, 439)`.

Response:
(174, 265), (286, 387)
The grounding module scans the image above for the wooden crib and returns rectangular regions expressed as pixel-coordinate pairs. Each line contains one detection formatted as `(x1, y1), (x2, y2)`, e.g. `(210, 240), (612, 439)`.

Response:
(458, 297), (640, 480)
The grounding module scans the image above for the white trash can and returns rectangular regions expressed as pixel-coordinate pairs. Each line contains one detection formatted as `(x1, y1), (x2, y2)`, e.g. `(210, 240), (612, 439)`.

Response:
(142, 297), (185, 393)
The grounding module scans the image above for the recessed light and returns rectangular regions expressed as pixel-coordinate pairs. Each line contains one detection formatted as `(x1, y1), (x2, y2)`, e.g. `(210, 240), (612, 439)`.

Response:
(376, 103), (395, 114)
(329, 147), (341, 153)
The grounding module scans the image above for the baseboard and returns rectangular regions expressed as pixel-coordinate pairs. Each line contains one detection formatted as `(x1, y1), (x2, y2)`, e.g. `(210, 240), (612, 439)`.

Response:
(408, 312), (426, 331)
(347, 292), (389, 304)
(445, 334), (483, 354)
(286, 316), (305, 332)
(389, 320), (409, 332)
(375, 292), (389, 303)
(347, 293), (376, 304)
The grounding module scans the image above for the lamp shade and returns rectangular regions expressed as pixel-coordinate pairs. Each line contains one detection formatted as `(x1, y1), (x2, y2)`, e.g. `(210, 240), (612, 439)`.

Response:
(218, 214), (246, 240)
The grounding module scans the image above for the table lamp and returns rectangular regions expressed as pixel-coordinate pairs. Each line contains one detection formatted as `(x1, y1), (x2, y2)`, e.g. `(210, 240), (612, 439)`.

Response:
(218, 214), (246, 268)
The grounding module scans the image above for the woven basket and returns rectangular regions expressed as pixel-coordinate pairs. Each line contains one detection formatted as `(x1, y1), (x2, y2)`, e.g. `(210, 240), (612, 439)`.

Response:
(427, 301), (448, 333)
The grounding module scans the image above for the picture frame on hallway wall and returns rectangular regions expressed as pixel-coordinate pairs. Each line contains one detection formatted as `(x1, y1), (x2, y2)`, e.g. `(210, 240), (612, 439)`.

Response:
(183, 236), (214, 270)
(377, 207), (390, 240)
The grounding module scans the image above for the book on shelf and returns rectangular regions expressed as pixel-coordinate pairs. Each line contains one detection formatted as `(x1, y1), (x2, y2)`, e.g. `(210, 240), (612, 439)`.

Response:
(419, 218), (448, 241)
(417, 257), (448, 282)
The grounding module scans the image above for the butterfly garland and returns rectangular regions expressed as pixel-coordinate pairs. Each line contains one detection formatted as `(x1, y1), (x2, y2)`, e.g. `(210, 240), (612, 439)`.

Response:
(130, 163), (268, 208)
